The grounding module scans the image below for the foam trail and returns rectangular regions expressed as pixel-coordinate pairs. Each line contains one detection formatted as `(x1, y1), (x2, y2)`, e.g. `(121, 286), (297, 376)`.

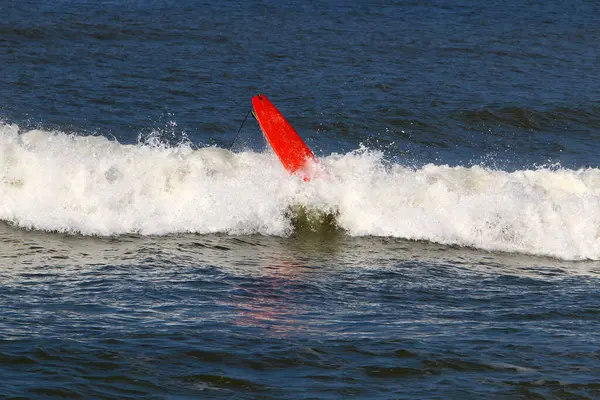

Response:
(314, 150), (600, 260)
(1, 123), (599, 260)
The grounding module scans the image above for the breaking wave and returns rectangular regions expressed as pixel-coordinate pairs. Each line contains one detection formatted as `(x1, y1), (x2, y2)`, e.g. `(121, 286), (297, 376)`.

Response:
(1, 123), (599, 260)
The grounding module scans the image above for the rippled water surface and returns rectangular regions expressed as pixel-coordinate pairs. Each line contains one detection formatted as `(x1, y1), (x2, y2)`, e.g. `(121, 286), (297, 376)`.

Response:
(1, 0), (600, 398)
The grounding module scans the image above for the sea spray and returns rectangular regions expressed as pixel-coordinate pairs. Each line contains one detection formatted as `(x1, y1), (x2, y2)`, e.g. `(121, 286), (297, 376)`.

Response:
(1, 123), (599, 260)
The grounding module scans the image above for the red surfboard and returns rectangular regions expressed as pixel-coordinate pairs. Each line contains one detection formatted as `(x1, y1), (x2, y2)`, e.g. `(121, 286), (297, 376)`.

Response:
(252, 94), (316, 179)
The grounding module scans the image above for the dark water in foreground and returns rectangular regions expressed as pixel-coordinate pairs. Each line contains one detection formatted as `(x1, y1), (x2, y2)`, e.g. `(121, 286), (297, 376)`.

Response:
(2, 227), (599, 399)
(1, 0), (600, 398)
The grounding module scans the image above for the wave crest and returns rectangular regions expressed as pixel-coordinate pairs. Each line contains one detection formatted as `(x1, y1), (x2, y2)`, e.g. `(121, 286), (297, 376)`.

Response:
(1, 123), (599, 260)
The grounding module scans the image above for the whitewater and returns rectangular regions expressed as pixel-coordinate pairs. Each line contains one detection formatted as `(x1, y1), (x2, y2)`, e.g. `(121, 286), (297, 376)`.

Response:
(1, 123), (599, 260)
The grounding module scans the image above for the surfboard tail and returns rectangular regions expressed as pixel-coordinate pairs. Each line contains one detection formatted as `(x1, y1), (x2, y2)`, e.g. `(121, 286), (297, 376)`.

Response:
(252, 94), (317, 180)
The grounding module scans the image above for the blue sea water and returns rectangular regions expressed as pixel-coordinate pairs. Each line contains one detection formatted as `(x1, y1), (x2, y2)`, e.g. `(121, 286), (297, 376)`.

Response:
(1, 0), (600, 398)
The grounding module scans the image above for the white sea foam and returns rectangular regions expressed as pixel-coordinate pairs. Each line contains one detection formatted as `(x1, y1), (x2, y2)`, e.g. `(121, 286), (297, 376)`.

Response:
(1, 123), (599, 260)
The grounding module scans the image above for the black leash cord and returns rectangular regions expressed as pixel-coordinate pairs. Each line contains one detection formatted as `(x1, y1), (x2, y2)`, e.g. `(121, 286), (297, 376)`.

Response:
(230, 107), (252, 149)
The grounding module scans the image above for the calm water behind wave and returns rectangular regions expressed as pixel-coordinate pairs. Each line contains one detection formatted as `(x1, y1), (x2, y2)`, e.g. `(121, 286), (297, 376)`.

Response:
(2, 0), (600, 398)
